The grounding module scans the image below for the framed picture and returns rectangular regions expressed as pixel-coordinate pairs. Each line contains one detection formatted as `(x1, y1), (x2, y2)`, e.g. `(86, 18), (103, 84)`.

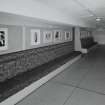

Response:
(54, 31), (61, 42)
(80, 31), (86, 39)
(31, 29), (40, 45)
(43, 31), (52, 43)
(65, 31), (72, 41)
(87, 31), (90, 37)
(0, 28), (8, 50)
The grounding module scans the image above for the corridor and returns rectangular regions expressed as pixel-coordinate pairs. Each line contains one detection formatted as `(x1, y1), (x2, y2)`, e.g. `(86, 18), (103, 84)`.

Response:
(17, 45), (105, 105)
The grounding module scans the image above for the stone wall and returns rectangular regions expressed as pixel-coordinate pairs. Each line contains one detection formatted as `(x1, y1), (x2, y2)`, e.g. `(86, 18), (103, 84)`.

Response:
(0, 41), (74, 82)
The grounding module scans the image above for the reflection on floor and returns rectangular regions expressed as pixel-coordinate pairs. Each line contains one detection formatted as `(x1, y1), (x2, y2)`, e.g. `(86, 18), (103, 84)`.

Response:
(17, 45), (105, 105)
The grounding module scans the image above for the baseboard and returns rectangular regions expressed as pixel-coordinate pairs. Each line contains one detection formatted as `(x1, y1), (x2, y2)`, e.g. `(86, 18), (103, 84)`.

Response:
(0, 55), (81, 105)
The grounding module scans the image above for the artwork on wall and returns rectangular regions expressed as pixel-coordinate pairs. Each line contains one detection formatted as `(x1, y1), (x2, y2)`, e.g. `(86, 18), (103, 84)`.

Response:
(80, 31), (91, 39)
(43, 31), (52, 43)
(65, 31), (72, 41)
(0, 28), (8, 50)
(54, 31), (61, 42)
(80, 31), (87, 39)
(87, 31), (90, 37)
(31, 29), (40, 45)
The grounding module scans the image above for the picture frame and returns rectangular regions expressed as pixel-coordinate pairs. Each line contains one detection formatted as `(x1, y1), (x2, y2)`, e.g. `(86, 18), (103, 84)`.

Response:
(43, 31), (52, 43)
(54, 31), (61, 42)
(31, 29), (40, 45)
(0, 28), (8, 50)
(65, 31), (72, 41)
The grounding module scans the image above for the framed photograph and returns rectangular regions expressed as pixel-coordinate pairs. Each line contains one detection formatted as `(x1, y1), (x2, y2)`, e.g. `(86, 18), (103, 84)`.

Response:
(31, 29), (40, 45)
(65, 31), (72, 41)
(54, 31), (61, 42)
(0, 28), (8, 50)
(43, 31), (52, 43)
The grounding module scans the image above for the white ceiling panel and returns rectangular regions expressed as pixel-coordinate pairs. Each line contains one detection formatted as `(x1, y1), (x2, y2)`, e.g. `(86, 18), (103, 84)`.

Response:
(33, 0), (105, 28)
(78, 0), (105, 9)
(35, 0), (92, 17)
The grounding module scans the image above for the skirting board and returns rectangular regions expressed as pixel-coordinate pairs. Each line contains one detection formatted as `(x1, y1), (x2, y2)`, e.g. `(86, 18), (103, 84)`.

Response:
(0, 54), (81, 105)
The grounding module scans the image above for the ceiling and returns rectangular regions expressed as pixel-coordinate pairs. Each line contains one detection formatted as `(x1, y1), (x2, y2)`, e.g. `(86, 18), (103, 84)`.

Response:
(34, 0), (105, 28)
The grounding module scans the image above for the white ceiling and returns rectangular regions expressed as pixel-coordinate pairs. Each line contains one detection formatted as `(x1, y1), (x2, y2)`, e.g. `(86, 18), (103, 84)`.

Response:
(34, 0), (105, 28)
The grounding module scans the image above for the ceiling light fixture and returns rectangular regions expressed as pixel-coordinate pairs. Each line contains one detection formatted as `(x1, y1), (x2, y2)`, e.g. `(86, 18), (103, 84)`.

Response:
(96, 18), (101, 21)
(74, 0), (103, 22)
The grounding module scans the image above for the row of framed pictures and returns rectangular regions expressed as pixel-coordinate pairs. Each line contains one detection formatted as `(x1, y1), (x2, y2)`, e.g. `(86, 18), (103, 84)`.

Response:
(80, 31), (92, 39)
(31, 29), (72, 45)
(0, 28), (72, 51)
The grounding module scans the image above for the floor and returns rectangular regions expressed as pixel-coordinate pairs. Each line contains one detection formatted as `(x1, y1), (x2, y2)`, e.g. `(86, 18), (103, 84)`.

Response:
(17, 45), (105, 105)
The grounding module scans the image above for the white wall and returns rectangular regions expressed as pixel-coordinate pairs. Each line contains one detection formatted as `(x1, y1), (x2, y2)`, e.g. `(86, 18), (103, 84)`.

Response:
(93, 28), (105, 44)
(0, 0), (92, 27)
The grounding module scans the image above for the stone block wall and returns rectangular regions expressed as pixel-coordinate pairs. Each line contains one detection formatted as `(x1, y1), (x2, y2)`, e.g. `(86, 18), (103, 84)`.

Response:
(0, 41), (74, 82)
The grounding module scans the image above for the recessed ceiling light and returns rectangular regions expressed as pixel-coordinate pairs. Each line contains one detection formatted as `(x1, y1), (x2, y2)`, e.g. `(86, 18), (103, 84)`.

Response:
(96, 18), (101, 21)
